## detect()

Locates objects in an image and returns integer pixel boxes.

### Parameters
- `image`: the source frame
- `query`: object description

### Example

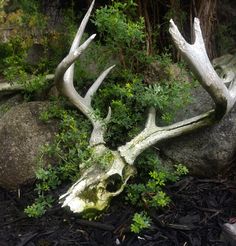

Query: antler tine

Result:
[145,107,159,129]
[64,0,95,84]
[70,0,95,53]
[55,0,115,146]
[84,65,116,106]
[54,34,97,105]
[169,18,231,117]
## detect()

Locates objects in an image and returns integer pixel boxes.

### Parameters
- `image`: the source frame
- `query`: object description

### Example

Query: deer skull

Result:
[59,146,136,215]
[55,0,236,214]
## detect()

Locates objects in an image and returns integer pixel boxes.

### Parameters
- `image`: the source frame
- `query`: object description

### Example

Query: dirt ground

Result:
[1,165,236,246]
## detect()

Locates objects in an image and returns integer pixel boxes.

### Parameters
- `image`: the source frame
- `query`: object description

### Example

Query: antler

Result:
[54,0,114,146]
[57,7,236,215]
[118,18,236,164]
[169,18,236,116]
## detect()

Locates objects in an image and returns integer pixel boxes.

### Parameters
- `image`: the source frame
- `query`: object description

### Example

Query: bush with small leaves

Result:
[131,212,151,233]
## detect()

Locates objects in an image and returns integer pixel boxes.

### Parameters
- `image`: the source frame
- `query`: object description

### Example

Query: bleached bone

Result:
[55,1,236,215]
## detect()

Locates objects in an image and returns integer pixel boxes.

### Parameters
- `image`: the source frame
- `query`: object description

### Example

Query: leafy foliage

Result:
[92,62,191,148]
[126,150,188,233]
[131,212,151,233]
[24,195,54,218]
[0,0,75,93]
[25,102,92,217]
[3,55,50,93]
[126,150,188,210]
[93,0,146,71]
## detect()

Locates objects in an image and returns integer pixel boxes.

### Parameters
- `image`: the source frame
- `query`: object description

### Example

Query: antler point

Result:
[91,34,97,39]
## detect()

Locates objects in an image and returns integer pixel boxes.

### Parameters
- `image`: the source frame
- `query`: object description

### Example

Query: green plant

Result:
[216,23,236,54]
[72,1,192,146]
[24,195,54,218]
[0,1,48,93]
[25,101,93,217]
[126,150,188,233]
[131,212,151,233]
[92,62,191,148]
[126,150,188,209]
[93,0,147,72]
[0,0,77,94]
[3,55,50,93]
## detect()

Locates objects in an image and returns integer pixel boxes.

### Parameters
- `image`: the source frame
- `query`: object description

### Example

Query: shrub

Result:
[24,1,191,219]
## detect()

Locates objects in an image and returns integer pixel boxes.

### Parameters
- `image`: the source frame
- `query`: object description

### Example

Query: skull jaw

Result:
[59,149,136,216]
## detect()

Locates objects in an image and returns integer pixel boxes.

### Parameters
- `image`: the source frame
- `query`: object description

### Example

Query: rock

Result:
[158,53,236,177]
[0,94,23,118]
[158,85,236,177]
[0,101,58,190]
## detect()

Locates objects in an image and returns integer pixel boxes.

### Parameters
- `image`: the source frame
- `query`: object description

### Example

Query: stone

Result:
[0,94,23,118]
[0,101,58,190]
[158,85,236,177]
[158,53,236,177]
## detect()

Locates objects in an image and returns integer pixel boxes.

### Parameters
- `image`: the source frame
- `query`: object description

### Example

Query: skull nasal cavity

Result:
[106,174,122,192]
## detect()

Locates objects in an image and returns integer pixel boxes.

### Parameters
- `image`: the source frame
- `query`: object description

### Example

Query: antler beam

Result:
[118,18,236,164]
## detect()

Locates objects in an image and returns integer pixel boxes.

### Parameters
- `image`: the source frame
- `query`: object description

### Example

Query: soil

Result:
[1,165,236,246]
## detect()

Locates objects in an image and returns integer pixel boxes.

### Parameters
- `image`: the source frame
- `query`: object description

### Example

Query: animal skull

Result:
[55,1,236,214]
[59,146,136,215]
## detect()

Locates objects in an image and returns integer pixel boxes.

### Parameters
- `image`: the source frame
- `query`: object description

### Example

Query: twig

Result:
[195,206,223,213]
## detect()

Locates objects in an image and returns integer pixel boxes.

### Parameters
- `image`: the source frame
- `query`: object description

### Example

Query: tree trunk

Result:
[191,0,218,59]
[134,0,218,59]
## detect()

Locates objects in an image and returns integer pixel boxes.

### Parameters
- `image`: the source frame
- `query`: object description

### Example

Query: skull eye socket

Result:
[106,174,123,192]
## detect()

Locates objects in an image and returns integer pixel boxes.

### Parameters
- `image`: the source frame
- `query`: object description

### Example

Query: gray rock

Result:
[0,101,58,190]
[158,85,236,177]
[0,94,23,118]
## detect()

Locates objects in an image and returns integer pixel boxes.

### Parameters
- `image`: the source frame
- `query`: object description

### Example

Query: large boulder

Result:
[158,85,236,177]
[0,101,58,190]
[158,53,236,177]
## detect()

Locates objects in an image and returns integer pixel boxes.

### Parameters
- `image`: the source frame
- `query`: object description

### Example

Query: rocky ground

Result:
[1,163,236,246]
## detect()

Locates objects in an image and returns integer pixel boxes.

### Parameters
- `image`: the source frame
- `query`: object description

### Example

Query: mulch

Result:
[1,167,236,246]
